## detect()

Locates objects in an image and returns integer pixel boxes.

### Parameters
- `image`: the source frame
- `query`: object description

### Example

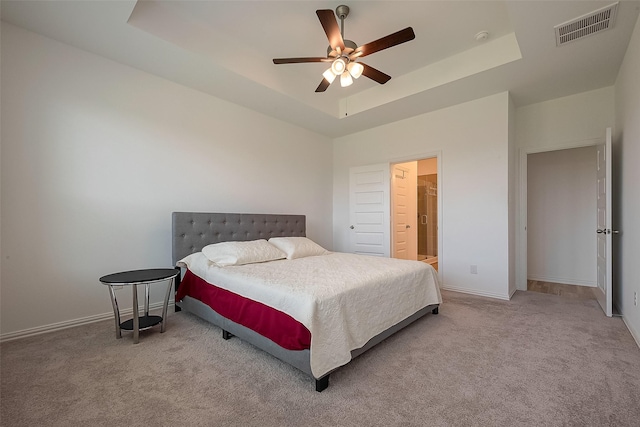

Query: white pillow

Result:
[201,239,286,267]
[268,237,330,260]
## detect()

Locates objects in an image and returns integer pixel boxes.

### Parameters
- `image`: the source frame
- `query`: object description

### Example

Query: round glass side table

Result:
[99,268,180,344]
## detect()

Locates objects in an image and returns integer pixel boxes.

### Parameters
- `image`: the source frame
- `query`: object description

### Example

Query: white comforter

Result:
[178,252,442,378]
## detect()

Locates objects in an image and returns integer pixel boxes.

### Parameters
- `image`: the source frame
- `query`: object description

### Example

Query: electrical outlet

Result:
[634,291,638,307]
[470,265,478,274]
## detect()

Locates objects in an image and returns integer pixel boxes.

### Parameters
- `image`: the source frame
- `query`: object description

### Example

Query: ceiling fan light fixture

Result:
[322,68,337,83]
[340,71,353,87]
[347,62,364,79]
[331,57,347,75]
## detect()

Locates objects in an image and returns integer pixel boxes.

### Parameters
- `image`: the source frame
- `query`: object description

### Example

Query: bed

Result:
[172,212,441,392]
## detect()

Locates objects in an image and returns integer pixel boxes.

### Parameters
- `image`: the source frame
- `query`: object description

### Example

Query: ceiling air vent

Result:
[554,2,618,46]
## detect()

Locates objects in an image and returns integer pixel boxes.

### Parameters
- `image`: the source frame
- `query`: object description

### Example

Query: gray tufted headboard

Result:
[171,212,306,266]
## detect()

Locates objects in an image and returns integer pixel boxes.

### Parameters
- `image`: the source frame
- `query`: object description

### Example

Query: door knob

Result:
[596,229,605,234]
[406,225,411,229]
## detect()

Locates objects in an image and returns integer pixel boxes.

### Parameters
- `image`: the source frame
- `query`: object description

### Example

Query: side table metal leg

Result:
[132,284,139,344]
[144,283,150,317]
[107,285,122,339]
[160,277,174,333]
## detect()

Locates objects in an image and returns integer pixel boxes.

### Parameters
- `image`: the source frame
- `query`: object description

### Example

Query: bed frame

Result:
[172,212,438,392]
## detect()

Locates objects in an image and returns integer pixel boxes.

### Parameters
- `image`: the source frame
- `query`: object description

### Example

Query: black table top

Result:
[99,268,179,285]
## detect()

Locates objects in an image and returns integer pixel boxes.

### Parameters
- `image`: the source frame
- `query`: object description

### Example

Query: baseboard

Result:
[440,285,511,301]
[622,315,640,349]
[0,300,175,343]
[508,286,518,299]
[527,275,596,287]
[614,301,622,317]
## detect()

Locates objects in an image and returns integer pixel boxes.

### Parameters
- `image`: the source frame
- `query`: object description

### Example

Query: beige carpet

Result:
[2,290,639,426]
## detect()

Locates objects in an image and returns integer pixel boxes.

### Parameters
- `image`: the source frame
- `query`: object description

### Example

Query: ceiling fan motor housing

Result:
[327,39,357,56]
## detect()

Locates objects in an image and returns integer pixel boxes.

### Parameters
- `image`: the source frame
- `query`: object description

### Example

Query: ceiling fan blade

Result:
[355,27,415,58]
[316,9,345,51]
[315,78,331,92]
[361,63,391,84]
[273,57,331,64]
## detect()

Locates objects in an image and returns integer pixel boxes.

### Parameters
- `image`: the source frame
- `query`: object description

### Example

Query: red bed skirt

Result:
[175,269,311,351]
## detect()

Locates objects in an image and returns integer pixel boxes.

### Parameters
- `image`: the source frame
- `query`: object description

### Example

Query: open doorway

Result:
[391,158,438,271]
[523,145,597,300]
[418,159,438,270]
[518,131,613,316]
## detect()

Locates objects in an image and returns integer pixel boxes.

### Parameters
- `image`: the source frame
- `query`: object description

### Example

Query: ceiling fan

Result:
[272,5,415,92]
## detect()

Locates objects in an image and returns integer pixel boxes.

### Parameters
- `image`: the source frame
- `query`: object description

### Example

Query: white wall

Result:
[333,92,512,299]
[614,14,640,346]
[514,86,615,290]
[527,147,597,286]
[515,87,615,149]
[0,24,333,338]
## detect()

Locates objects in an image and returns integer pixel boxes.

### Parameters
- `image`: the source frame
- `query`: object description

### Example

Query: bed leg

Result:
[222,330,234,340]
[315,375,330,392]
[432,306,439,315]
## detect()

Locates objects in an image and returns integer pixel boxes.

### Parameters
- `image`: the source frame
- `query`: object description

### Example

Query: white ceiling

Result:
[2,1,639,137]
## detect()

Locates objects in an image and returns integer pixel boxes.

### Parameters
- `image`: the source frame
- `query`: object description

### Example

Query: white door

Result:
[595,128,613,317]
[392,162,417,260]
[349,164,390,257]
